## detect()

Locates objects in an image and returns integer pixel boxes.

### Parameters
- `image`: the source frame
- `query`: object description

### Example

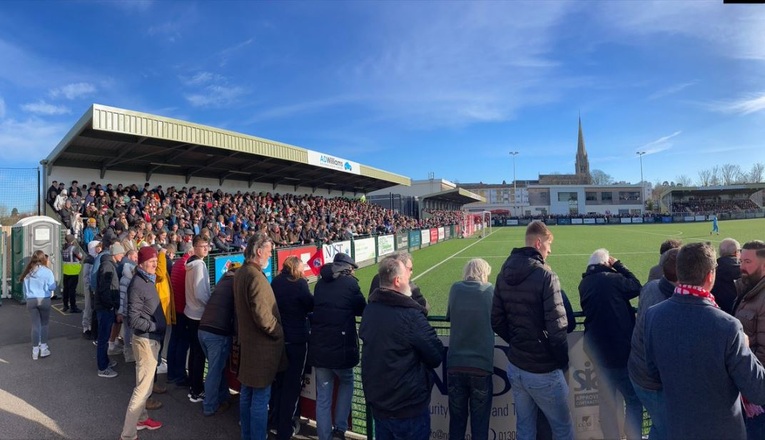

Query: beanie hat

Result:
[137,246,158,265]
[109,242,125,255]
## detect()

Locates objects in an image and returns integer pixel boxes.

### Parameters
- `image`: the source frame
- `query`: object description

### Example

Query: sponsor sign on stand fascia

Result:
[306,150,360,175]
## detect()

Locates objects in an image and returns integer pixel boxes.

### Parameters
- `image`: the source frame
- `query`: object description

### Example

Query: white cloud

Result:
[648,81,698,100]
[181,71,220,86]
[637,131,682,155]
[49,82,96,100]
[593,2,765,61]
[0,117,69,164]
[21,100,70,115]
[185,85,247,108]
[340,1,575,128]
[714,93,765,115]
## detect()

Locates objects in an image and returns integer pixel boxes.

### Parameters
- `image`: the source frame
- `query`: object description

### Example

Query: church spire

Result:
[576,116,592,183]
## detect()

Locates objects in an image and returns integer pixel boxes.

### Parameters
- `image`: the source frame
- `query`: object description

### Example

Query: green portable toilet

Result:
[0,230,6,305]
[11,216,62,303]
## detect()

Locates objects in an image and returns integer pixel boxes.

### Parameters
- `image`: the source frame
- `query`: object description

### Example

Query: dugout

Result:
[40,104,410,212]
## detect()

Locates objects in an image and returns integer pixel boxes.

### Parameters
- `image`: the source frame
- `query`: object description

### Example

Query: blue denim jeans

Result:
[198,330,231,415]
[166,312,190,383]
[240,384,271,440]
[630,378,665,440]
[447,371,492,440]
[315,367,354,440]
[96,309,115,371]
[598,366,642,440]
[506,361,574,440]
[374,406,430,440]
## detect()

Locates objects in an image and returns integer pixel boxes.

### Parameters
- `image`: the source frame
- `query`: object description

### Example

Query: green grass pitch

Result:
[352,218,765,315]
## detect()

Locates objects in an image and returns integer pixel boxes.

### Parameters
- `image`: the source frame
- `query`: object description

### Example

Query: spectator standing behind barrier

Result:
[61,234,83,313]
[360,254,443,440]
[120,246,165,438]
[21,250,56,360]
[271,256,314,440]
[119,250,139,363]
[647,239,681,283]
[445,258,494,440]
[166,247,192,386]
[309,252,366,440]
[491,220,573,440]
[369,252,429,315]
[96,242,125,378]
[234,233,287,440]
[185,234,212,403]
[198,262,238,417]
[733,240,765,439]
[81,240,101,338]
[644,242,765,439]
[628,247,679,440]
[713,238,741,315]
[579,249,643,440]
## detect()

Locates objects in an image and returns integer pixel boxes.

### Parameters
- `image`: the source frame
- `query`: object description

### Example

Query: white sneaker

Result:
[107,343,123,356]
[40,344,51,358]
[32,346,40,360]
[98,367,118,378]
[156,359,167,375]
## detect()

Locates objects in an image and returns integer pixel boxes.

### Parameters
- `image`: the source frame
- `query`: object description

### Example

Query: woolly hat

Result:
[333,252,358,269]
[65,234,75,244]
[109,242,125,255]
[137,246,158,265]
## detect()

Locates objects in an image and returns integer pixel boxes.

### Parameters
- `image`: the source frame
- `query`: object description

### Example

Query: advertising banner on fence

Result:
[396,232,409,251]
[632,217,643,223]
[323,240,352,262]
[430,332,603,440]
[421,229,431,247]
[444,226,451,240]
[353,237,376,263]
[214,253,272,283]
[506,219,519,226]
[378,235,395,257]
[275,245,318,279]
[620,218,631,224]
[584,218,596,224]
[438,227,445,241]
[571,218,583,225]
[695,215,706,222]
[595,218,606,224]
[430,228,438,244]
[409,230,421,248]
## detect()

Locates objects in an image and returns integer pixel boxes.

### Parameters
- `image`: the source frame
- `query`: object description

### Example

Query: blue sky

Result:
[0,1,763,188]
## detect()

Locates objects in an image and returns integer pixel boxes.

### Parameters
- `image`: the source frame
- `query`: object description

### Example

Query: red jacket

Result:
[171,253,191,314]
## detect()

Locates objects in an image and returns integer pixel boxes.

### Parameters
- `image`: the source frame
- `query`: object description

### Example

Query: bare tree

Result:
[749,162,765,183]
[676,175,693,186]
[590,169,614,185]
[720,163,743,185]
[710,165,721,186]
[697,169,712,186]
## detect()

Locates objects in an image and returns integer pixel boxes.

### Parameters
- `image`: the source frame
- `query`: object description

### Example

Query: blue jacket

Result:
[579,261,642,368]
[645,294,765,439]
[23,265,56,299]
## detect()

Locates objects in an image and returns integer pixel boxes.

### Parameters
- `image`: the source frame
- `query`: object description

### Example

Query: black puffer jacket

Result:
[95,254,120,312]
[359,287,443,419]
[579,261,642,368]
[128,269,167,342]
[308,263,366,369]
[712,255,741,315]
[199,270,236,336]
[491,247,569,373]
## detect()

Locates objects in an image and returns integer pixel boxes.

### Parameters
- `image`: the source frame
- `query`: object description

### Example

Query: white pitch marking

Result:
[412,231,495,281]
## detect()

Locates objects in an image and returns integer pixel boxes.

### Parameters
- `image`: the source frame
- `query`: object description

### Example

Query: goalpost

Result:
[481,210,492,237]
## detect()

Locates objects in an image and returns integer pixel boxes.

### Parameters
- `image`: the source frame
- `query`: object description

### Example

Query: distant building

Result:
[538,117,593,185]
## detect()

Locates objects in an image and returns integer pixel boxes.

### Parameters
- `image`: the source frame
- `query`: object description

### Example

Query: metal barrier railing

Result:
[354,312,652,439]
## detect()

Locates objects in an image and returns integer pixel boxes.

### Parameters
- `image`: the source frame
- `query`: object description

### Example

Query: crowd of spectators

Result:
[671,199,761,215]
[46,180,464,253]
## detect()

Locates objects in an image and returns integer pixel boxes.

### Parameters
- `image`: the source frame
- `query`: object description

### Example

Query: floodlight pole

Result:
[510,151,519,216]
[637,151,646,209]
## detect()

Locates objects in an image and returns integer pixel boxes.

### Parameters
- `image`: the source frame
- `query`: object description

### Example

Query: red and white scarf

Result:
[675,284,765,417]
[674,284,719,308]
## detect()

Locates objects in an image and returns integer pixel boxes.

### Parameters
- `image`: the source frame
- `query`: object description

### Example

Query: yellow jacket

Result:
[156,251,176,325]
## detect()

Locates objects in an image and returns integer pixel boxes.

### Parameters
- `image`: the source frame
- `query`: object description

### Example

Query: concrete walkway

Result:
[0,300,319,440]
